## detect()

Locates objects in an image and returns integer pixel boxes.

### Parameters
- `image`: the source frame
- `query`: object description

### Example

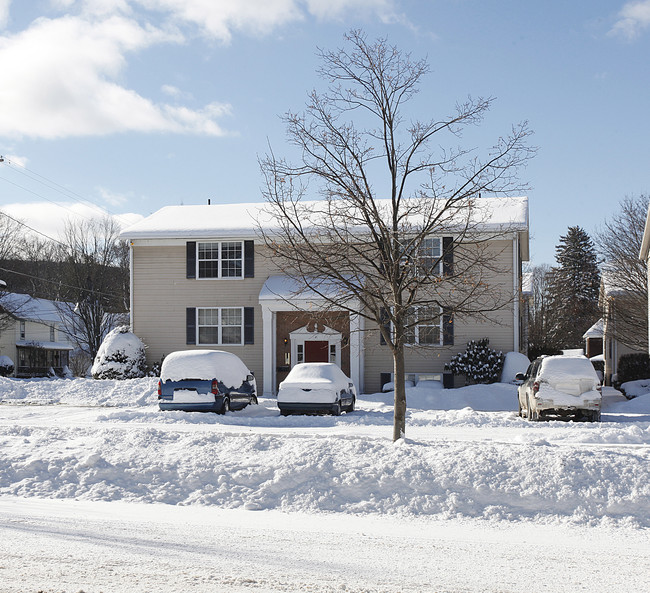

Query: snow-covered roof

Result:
[521,271,533,295]
[582,318,604,339]
[259,275,355,303]
[120,196,529,240]
[0,293,69,324]
[16,340,73,351]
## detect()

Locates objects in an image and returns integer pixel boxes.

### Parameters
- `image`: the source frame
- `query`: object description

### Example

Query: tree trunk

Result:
[392,343,406,441]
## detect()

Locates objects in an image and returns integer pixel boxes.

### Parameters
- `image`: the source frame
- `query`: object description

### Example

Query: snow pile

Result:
[0,354,14,376]
[620,378,650,399]
[500,351,530,382]
[1,378,650,528]
[92,326,147,380]
[160,350,251,388]
[0,376,158,406]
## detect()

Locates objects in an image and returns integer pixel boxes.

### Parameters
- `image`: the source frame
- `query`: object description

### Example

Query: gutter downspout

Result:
[513,235,520,353]
[129,241,134,332]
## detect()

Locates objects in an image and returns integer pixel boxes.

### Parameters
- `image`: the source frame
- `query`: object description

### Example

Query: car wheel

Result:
[526,397,534,421]
[250,395,258,405]
[588,410,601,422]
[220,397,230,415]
[347,397,355,413]
[517,398,523,418]
[332,402,341,416]
[280,409,290,416]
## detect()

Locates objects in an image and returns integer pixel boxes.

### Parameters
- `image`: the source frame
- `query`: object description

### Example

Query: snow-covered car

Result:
[158,350,257,413]
[516,355,602,421]
[277,363,356,416]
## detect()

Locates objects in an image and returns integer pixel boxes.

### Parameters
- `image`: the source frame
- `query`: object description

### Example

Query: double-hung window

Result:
[404,306,443,346]
[418,237,442,275]
[197,307,243,345]
[197,241,243,278]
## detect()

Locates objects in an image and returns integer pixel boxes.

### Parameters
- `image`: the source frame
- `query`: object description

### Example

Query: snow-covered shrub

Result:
[617,353,650,387]
[0,355,14,377]
[91,326,146,380]
[446,338,505,385]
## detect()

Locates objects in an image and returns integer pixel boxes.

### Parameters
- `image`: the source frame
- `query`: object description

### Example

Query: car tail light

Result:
[157,380,162,396]
[533,381,540,395]
[211,379,220,395]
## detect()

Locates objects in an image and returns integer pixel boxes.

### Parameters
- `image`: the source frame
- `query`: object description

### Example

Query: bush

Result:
[0,355,14,377]
[616,353,650,386]
[446,338,505,384]
[91,326,147,380]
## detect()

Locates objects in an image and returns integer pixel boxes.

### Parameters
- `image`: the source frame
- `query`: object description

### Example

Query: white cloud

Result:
[0,14,231,139]
[2,153,28,167]
[610,1,650,39]
[3,201,143,240]
[137,0,398,41]
[0,0,400,140]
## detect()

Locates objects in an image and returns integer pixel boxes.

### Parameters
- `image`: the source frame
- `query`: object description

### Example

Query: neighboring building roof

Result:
[120,196,529,242]
[16,340,73,351]
[0,293,69,324]
[521,271,533,295]
[583,318,604,339]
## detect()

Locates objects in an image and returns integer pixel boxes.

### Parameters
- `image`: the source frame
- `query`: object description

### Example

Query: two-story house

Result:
[120,197,529,395]
[0,293,74,377]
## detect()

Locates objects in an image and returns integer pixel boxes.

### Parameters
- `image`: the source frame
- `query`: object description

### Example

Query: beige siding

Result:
[132,242,280,382]
[363,239,517,393]
[0,321,17,363]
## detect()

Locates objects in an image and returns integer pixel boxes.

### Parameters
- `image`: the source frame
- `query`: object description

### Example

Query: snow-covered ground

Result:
[1,376,649,592]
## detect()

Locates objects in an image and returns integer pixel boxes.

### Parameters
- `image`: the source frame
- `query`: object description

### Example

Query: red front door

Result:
[304,340,329,363]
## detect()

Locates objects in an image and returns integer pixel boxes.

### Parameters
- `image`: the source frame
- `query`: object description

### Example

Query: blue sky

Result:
[0,0,649,265]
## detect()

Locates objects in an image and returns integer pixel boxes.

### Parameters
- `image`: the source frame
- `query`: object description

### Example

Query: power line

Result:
[0,265,124,301]
[0,156,136,227]
[0,209,66,247]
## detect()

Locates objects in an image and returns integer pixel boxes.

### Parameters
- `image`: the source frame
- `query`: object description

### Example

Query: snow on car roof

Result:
[160,350,250,387]
[281,363,351,387]
[539,355,599,382]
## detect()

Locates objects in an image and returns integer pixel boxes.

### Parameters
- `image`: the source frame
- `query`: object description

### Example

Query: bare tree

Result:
[0,212,28,330]
[54,216,129,359]
[259,30,534,441]
[525,264,560,358]
[595,195,649,352]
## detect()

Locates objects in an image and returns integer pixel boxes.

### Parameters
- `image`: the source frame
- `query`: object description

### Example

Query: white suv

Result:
[516,355,602,422]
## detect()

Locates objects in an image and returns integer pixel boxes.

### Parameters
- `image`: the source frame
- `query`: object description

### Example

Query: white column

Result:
[262,306,274,397]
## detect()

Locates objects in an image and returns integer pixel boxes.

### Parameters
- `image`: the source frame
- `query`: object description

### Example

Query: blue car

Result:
[158,350,257,413]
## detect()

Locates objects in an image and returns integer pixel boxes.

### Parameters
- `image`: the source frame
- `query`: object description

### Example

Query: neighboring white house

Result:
[120,197,530,395]
[0,293,74,377]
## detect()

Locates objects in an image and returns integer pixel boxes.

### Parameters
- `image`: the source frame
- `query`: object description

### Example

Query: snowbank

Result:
[500,351,530,382]
[0,376,158,407]
[620,378,650,399]
[1,377,650,528]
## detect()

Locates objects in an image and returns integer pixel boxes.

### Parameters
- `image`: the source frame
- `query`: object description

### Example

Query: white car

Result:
[516,355,602,422]
[158,350,257,413]
[277,363,356,416]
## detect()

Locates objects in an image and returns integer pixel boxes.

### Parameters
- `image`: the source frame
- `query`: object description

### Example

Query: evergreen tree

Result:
[547,226,601,349]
